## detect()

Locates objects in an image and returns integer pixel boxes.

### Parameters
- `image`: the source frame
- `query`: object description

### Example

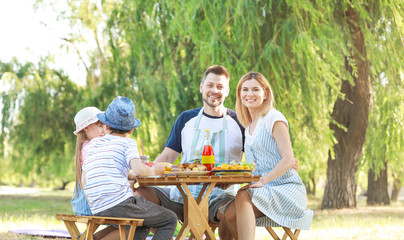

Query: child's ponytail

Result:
[74,131,87,197]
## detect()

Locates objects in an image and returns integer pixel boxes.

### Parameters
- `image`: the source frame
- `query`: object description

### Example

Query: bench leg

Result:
[266,227,280,240]
[85,222,100,240]
[127,224,137,240]
[266,227,301,240]
[63,221,80,240]
[282,227,300,240]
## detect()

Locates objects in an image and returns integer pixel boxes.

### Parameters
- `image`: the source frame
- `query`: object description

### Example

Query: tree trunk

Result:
[311,176,316,196]
[322,6,371,209]
[59,180,70,190]
[391,176,402,201]
[305,172,316,195]
[367,160,390,205]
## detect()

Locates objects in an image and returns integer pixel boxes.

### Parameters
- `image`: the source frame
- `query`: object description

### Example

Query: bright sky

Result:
[0,0,86,85]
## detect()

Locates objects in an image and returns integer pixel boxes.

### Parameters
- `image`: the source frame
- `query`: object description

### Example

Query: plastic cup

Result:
[140,155,150,163]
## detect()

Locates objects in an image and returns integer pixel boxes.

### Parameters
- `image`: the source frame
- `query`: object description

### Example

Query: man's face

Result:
[200,73,230,108]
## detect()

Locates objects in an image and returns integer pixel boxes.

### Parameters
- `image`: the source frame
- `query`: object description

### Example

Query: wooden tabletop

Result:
[137,174,260,186]
[136,174,260,240]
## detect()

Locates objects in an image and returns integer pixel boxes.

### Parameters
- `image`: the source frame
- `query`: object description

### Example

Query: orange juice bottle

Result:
[202,129,214,173]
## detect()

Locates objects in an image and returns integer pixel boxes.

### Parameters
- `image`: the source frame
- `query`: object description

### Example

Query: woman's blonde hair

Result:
[74,130,88,197]
[235,72,275,127]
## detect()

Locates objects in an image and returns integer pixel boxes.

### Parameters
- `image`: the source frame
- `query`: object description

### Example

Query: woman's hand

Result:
[238,180,264,192]
[216,183,233,190]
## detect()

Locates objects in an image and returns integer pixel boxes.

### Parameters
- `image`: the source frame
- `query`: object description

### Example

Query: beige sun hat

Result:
[73,107,102,135]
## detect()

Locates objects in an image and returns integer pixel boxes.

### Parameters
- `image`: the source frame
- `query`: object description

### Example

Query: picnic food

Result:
[212,162,255,171]
[143,162,209,174]
[143,162,173,173]
[162,163,208,174]
[177,163,207,171]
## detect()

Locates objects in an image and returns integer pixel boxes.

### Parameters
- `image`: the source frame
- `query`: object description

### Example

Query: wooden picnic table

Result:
[136,174,260,240]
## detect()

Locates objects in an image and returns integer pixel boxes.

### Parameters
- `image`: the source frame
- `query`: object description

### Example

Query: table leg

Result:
[196,184,209,203]
[176,223,191,240]
[176,183,217,240]
[176,186,191,240]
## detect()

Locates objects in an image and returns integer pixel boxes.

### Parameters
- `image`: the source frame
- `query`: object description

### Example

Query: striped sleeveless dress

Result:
[245,109,313,230]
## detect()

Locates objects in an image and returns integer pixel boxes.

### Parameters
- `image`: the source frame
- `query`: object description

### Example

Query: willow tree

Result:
[47,0,345,187]
[363,79,403,205]
[36,0,403,206]
[322,1,403,209]
[361,20,404,204]
[0,59,82,187]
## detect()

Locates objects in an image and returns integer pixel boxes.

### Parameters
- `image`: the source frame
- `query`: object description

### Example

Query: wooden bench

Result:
[185,220,300,239]
[56,213,144,240]
[265,227,301,240]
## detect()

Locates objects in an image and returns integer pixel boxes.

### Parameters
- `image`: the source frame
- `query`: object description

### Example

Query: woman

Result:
[232,72,313,239]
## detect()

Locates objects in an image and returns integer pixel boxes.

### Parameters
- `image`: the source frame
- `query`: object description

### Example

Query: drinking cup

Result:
[140,155,150,163]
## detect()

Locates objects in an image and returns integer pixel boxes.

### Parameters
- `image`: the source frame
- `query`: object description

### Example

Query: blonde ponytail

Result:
[74,131,87,197]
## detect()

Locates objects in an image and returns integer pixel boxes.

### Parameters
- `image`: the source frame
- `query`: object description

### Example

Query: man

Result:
[137,65,243,239]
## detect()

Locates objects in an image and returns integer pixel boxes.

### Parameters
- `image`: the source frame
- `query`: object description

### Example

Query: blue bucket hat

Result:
[97,96,141,130]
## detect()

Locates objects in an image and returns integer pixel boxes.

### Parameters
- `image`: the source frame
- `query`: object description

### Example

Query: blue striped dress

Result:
[71,141,92,216]
[245,109,313,230]
[71,184,92,216]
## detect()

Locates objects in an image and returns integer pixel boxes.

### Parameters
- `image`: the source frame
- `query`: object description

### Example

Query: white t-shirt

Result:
[165,107,244,162]
[82,134,140,214]
[165,107,245,203]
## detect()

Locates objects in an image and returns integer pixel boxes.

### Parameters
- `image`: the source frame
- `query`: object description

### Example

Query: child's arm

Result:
[129,158,166,177]
[127,171,137,180]
[81,170,87,188]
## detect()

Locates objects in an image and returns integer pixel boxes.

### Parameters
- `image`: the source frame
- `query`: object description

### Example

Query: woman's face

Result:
[240,79,267,110]
[84,121,105,140]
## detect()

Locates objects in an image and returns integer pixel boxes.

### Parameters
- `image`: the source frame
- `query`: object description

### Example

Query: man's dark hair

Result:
[109,127,131,134]
[202,65,230,82]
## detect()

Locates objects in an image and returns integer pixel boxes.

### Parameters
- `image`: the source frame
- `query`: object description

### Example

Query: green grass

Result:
[1,187,403,239]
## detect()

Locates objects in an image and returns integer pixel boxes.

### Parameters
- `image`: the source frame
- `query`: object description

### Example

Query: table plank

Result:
[137,175,260,186]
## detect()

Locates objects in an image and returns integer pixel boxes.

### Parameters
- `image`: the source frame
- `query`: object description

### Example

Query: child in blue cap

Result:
[82,96,177,240]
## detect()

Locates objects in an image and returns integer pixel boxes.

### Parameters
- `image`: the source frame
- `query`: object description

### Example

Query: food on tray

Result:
[163,163,208,174]
[212,162,255,171]
[177,163,207,171]
[143,161,208,175]
[143,161,172,168]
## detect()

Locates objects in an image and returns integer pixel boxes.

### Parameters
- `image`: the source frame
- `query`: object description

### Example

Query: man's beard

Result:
[203,95,223,108]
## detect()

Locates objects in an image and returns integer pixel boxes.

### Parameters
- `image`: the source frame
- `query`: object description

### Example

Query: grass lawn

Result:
[1,186,403,239]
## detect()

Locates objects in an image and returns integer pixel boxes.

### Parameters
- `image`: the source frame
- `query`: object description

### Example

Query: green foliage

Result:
[361,77,404,181]
[0,58,81,186]
[1,0,403,191]
[359,0,404,182]
[67,0,348,184]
